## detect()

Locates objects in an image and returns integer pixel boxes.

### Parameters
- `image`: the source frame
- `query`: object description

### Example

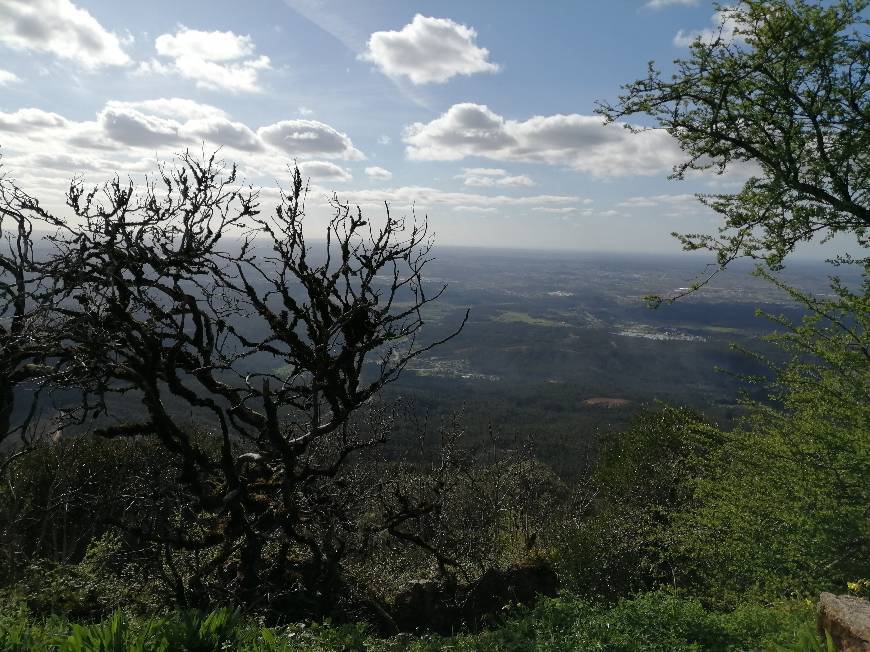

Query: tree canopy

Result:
[599,0,869,274]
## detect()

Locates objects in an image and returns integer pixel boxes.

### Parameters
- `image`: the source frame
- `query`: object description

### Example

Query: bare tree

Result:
[0,167,73,463]
[13,152,467,610]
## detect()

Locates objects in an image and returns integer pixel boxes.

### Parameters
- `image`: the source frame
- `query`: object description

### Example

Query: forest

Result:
[0,0,867,650]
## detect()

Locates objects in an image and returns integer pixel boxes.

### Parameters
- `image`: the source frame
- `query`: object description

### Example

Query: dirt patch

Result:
[582,397,632,407]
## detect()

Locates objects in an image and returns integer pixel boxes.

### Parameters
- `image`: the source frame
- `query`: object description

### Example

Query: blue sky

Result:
[0,0,761,253]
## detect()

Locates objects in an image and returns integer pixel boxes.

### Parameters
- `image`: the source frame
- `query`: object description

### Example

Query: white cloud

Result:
[0,0,130,69]
[326,185,580,213]
[155,27,255,61]
[258,120,364,160]
[141,26,271,93]
[87,99,248,153]
[0,101,606,235]
[298,160,352,182]
[617,194,698,209]
[377,134,391,145]
[0,69,20,85]
[453,206,497,213]
[405,103,682,177]
[298,106,314,116]
[181,118,262,152]
[133,58,173,77]
[106,98,229,122]
[13,152,119,173]
[616,193,711,219]
[99,105,182,148]
[359,14,499,84]
[532,207,577,214]
[0,108,69,133]
[0,99,366,193]
[458,167,535,187]
[674,9,741,46]
[365,166,393,181]
[646,0,698,8]
[460,167,506,177]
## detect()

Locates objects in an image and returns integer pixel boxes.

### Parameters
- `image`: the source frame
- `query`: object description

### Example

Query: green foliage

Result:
[555,406,717,598]
[594,406,714,506]
[847,579,870,599]
[0,604,43,652]
[0,437,183,590]
[600,0,869,270]
[0,594,820,651]
[61,612,160,652]
[670,272,870,604]
[0,606,246,652]
[558,270,869,607]
[158,609,243,652]
[770,624,836,652]
[11,531,161,619]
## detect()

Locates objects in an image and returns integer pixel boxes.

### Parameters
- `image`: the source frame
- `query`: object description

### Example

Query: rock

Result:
[392,560,559,633]
[818,593,870,651]
[462,559,558,623]
[393,578,457,633]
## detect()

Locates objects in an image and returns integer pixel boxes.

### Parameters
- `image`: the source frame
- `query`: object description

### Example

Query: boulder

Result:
[818,593,870,651]
[392,560,559,633]
[393,578,457,633]
[462,559,559,623]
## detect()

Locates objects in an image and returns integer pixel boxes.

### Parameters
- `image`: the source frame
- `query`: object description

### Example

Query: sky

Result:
[0,0,771,254]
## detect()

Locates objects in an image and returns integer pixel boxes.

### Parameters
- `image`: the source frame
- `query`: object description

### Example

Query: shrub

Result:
[554,406,717,598]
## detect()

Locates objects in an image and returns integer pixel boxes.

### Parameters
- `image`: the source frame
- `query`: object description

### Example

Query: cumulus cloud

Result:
[0,100,606,231]
[674,9,741,46]
[0,69,20,85]
[646,0,697,8]
[458,167,535,187]
[99,106,182,148]
[258,120,364,160]
[365,166,393,181]
[180,118,262,152]
[0,99,366,183]
[298,160,352,182]
[140,26,271,93]
[359,14,499,84]
[155,27,255,61]
[0,108,69,133]
[405,103,682,177]
[89,101,253,152]
[0,0,130,69]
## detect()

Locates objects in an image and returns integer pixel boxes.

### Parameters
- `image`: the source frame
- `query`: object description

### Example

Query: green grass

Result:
[0,592,823,651]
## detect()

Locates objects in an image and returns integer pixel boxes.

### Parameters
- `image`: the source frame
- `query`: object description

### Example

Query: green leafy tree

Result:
[600,0,870,603]
[670,270,870,603]
[599,0,869,284]
[556,406,718,598]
